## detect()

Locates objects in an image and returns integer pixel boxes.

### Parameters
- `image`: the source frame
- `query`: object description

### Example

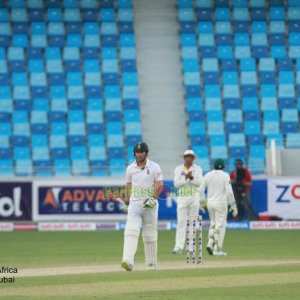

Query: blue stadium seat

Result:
[245,121,261,135]
[179,8,194,21]
[286,133,300,148]
[239,58,256,71]
[205,98,221,111]
[90,160,107,176]
[216,33,232,45]
[71,159,89,176]
[122,72,138,85]
[263,121,280,135]
[260,85,276,98]
[249,145,266,159]
[215,8,230,21]
[181,34,196,47]
[50,111,66,122]
[109,158,126,176]
[186,98,203,111]
[207,111,222,122]
[51,122,67,135]
[211,146,228,159]
[180,21,195,33]
[64,21,80,33]
[282,122,298,134]
[229,133,246,147]
[192,145,208,158]
[118,0,132,8]
[53,159,71,176]
[47,9,63,21]
[233,21,249,33]
[195,0,210,7]
[270,7,284,20]
[118,22,134,34]
[210,135,226,146]
[125,122,141,135]
[248,134,264,145]
[15,159,33,176]
[32,147,50,161]
[248,158,265,174]
[197,21,213,33]
[191,135,206,145]
[207,121,224,135]
[263,109,279,122]
[49,73,65,85]
[0,160,14,176]
[258,58,275,72]
[216,21,231,34]
[34,160,52,177]
[259,71,276,84]
[229,146,246,158]
[189,122,206,136]
[196,8,212,21]
[242,97,259,111]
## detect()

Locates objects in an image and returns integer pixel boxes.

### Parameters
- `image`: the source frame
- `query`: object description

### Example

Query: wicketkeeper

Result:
[198,158,238,256]
[121,142,163,271]
[172,150,203,254]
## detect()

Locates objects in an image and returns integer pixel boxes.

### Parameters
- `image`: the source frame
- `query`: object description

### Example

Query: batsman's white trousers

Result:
[122,199,158,266]
[175,196,200,250]
[127,199,158,226]
[207,201,228,248]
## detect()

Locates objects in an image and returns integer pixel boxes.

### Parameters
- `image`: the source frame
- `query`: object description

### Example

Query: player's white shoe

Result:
[171,246,182,254]
[213,250,227,256]
[121,260,133,271]
[147,264,156,271]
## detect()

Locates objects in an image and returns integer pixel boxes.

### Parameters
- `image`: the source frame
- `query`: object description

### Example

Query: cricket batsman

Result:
[198,158,238,256]
[121,142,163,271]
[172,150,203,254]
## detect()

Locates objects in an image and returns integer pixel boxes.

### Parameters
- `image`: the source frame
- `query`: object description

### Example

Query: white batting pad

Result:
[142,224,157,267]
[122,218,141,265]
[218,225,226,248]
[208,226,215,239]
[214,228,220,250]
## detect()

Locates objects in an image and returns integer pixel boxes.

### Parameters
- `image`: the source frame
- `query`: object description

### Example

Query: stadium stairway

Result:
[134,0,188,178]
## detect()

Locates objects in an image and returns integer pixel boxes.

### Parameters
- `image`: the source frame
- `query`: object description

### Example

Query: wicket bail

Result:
[186,215,203,265]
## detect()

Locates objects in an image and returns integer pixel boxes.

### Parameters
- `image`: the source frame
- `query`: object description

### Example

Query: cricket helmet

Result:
[133,142,149,155]
[214,158,225,170]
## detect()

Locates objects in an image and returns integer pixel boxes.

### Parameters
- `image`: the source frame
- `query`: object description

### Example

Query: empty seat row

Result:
[0,0,132,9]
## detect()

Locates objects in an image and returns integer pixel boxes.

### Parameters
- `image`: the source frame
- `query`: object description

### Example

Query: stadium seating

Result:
[0,0,140,176]
[178,0,300,174]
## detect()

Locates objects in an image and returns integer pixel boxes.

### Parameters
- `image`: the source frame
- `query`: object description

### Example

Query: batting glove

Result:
[143,197,157,209]
[116,198,129,213]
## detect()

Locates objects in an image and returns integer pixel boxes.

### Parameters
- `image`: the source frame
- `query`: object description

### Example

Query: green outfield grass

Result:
[0,230,300,299]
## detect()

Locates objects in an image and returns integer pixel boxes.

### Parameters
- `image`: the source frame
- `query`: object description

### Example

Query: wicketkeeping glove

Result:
[229,203,238,217]
[143,197,157,209]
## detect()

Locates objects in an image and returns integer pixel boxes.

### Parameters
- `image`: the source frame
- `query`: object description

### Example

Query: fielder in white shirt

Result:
[172,150,203,254]
[121,142,163,271]
[198,158,238,256]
